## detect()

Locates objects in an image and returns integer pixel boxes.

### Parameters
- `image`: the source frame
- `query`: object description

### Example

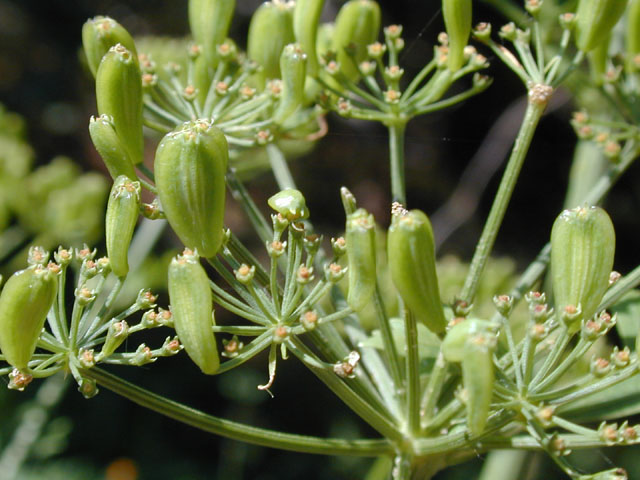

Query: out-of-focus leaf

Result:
[610,290,640,350]
[559,375,640,422]
[359,317,441,363]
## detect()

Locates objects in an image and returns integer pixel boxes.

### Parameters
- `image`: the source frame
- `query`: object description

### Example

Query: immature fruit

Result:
[551,206,615,330]
[168,249,219,374]
[273,44,307,126]
[154,120,228,258]
[89,114,138,180]
[105,175,141,277]
[627,0,640,72]
[82,16,137,77]
[189,0,236,65]
[267,188,309,221]
[0,264,57,371]
[442,0,472,71]
[294,0,325,77]
[96,44,144,165]
[575,0,628,52]
[345,208,377,312]
[247,1,295,87]
[388,209,447,334]
[443,319,496,436]
[441,318,494,362]
[331,0,381,82]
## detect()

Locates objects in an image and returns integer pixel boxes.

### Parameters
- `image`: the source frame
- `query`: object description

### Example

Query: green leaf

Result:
[560,375,640,422]
[610,289,640,350]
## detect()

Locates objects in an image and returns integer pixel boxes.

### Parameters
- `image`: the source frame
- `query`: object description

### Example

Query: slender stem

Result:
[529,327,572,388]
[84,367,393,456]
[267,144,297,191]
[531,337,592,393]
[500,315,524,392]
[460,98,548,304]
[388,121,407,205]
[404,310,420,436]
[420,352,448,427]
[289,338,406,444]
[373,287,404,393]
[226,169,273,244]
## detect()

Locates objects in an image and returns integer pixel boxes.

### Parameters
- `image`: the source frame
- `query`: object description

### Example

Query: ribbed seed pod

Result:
[345,208,377,312]
[293,0,325,77]
[0,264,57,371]
[551,206,615,329]
[273,44,307,125]
[442,318,493,362]
[442,319,496,437]
[106,175,141,277]
[627,0,640,72]
[89,114,138,180]
[575,0,628,52]
[82,16,137,77]
[388,209,447,334]
[154,120,228,258]
[168,249,219,374]
[248,1,295,87]
[442,0,472,71]
[331,0,381,82]
[96,44,144,165]
[188,0,236,66]
[461,339,494,436]
[587,35,611,86]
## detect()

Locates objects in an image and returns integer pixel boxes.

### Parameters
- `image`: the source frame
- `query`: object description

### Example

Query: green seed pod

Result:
[0,264,57,371]
[551,206,615,330]
[105,175,141,277]
[293,0,325,77]
[441,318,494,362]
[587,35,610,86]
[273,44,307,126]
[154,120,228,258]
[168,249,219,374]
[627,0,640,72]
[461,339,495,436]
[248,1,295,87]
[188,0,236,66]
[267,188,309,221]
[345,208,376,312]
[82,16,137,77]
[388,209,447,334]
[442,0,472,72]
[331,0,381,82]
[442,319,496,436]
[96,44,144,165]
[575,0,628,52]
[89,114,138,180]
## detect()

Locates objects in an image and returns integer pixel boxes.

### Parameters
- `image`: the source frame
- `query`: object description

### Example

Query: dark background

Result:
[1,1,640,478]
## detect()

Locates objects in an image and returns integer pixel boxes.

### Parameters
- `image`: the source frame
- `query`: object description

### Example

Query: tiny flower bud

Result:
[273,324,290,344]
[8,368,33,391]
[300,310,318,331]
[27,246,49,266]
[129,344,155,366]
[235,264,256,285]
[222,335,243,358]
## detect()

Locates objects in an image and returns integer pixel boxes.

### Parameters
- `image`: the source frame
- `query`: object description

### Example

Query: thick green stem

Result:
[460,97,548,304]
[388,121,408,205]
[85,367,394,457]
